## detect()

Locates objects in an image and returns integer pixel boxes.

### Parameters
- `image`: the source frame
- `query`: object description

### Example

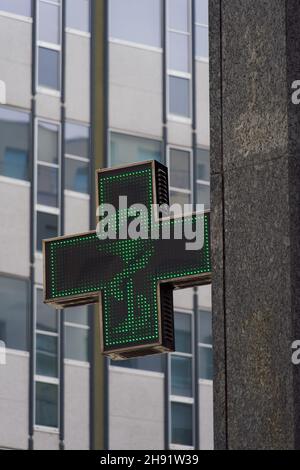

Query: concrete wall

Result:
[109,366,164,450]
[64,361,90,450]
[0,351,29,449]
[110,42,162,138]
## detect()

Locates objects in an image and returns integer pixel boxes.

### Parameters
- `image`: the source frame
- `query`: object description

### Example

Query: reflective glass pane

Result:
[36,382,58,428]
[113,354,163,373]
[36,212,58,252]
[171,402,193,446]
[39,1,60,44]
[168,32,190,73]
[169,76,190,117]
[197,183,210,209]
[168,0,189,32]
[66,0,90,32]
[0,0,31,16]
[198,309,212,344]
[65,122,89,159]
[175,313,191,354]
[197,148,210,181]
[38,121,59,164]
[0,107,30,181]
[195,0,208,25]
[199,346,213,380]
[65,326,88,362]
[65,158,89,194]
[64,305,89,326]
[36,334,58,378]
[170,190,191,211]
[170,149,190,189]
[38,47,60,90]
[37,165,59,207]
[196,25,209,59]
[171,355,192,397]
[110,133,162,166]
[36,289,58,333]
[0,276,28,351]
[110,0,161,48]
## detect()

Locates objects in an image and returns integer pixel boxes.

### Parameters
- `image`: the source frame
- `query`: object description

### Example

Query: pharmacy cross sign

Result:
[43,161,211,359]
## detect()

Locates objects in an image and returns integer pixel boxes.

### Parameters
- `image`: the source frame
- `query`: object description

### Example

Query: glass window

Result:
[110,133,162,166]
[39,1,60,44]
[197,148,210,181]
[198,309,212,344]
[197,183,210,209]
[35,382,58,428]
[0,0,31,17]
[171,402,193,446]
[169,76,190,117]
[199,346,213,380]
[196,25,209,59]
[109,0,161,48]
[170,190,191,209]
[170,149,190,190]
[66,0,90,33]
[65,325,88,362]
[168,32,190,73]
[0,276,28,351]
[38,122,59,165]
[36,290,58,333]
[65,123,90,159]
[37,165,59,207]
[171,355,192,397]
[113,354,164,373]
[64,305,89,326]
[175,313,192,354]
[36,334,58,378]
[0,107,30,181]
[65,159,89,194]
[168,0,189,32]
[38,47,60,90]
[195,0,208,25]
[36,212,58,251]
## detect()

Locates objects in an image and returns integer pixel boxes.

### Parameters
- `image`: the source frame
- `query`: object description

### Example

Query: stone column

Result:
[210,0,300,449]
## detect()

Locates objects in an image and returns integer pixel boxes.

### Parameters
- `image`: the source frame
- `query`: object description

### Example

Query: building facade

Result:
[0,0,212,450]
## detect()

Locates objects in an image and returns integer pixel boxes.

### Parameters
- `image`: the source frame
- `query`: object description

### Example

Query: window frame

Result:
[65,0,91,36]
[34,118,61,255]
[34,285,60,432]
[167,145,193,207]
[195,0,209,62]
[197,306,213,383]
[36,0,62,95]
[196,145,210,208]
[0,0,32,20]
[64,120,90,195]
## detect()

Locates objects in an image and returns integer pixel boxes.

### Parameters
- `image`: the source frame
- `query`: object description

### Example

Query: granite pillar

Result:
[210,0,300,449]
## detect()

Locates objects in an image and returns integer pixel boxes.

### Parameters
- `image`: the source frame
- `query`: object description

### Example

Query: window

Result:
[36,120,60,252]
[65,306,89,362]
[170,311,194,448]
[37,0,62,92]
[0,106,30,181]
[169,148,192,208]
[112,355,164,373]
[65,122,90,194]
[195,0,209,60]
[109,0,161,48]
[198,308,213,380]
[66,0,90,33]
[196,148,210,209]
[35,287,59,429]
[110,132,162,167]
[171,402,193,447]
[0,275,29,351]
[0,0,31,17]
[167,0,191,118]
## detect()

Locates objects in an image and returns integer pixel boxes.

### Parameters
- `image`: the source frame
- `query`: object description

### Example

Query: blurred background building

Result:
[0,0,212,450]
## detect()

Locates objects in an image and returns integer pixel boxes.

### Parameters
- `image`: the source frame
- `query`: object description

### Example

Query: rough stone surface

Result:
[210,0,300,449]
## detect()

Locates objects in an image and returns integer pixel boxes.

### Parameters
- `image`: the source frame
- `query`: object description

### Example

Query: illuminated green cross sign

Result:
[43,161,211,359]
